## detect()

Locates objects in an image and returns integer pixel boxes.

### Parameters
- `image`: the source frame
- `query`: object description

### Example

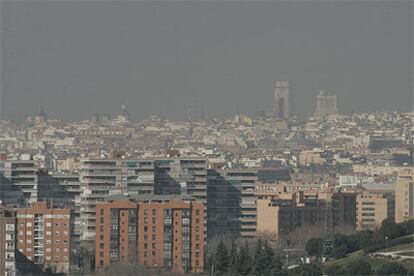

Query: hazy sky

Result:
[1,1,413,121]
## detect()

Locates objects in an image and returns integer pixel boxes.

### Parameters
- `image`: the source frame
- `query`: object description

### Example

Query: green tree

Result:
[375,262,408,276]
[345,259,372,275]
[228,240,239,276]
[237,241,253,275]
[215,240,230,274]
[305,238,323,257]
[379,218,403,240]
[348,230,374,251]
[332,234,350,258]
[254,239,274,276]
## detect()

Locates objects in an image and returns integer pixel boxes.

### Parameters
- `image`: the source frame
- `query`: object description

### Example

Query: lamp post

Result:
[385,236,388,253]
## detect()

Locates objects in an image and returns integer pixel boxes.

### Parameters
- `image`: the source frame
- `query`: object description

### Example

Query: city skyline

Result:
[1,1,413,121]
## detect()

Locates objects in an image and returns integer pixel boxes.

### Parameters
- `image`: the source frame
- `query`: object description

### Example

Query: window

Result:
[27,239,32,244]
[46,240,52,244]
[46,231,52,236]
[26,231,32,236]
[55,240,60,244]
[55,223,60,227]
[56,248,60,253]
[63,240,68,244]
[6,224,15,231]
[100,209,104,215]
[26,222,32,227]
[152,234,156,241]
[46,222,52,227]
[46,248,51,253]
[144,226,148,232]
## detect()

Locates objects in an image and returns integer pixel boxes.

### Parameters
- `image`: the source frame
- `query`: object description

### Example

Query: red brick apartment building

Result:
[95,195,204,273]
[16,202,71,274]
[0,206,16,276]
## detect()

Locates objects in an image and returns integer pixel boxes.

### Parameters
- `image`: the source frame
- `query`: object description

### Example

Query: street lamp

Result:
[385,236,388,253]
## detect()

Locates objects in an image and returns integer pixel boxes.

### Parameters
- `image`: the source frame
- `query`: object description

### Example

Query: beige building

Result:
[395,179,414,223]
[352,165,414,177]
[356,192,394,231]
[299,149,324,166]
[257,191,356,239]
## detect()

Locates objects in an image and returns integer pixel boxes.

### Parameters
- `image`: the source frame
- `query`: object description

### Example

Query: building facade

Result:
[395,179,414,223]
[257,191,356,238]
[80,159,155,240]
[95,195,204,273]
[314,90,338,118]
[0,206,16,276]
[356,192,394,231]
[274,81,290,119]
[16,202,71,274]
[0,160,38,203]
[207,169,258,238]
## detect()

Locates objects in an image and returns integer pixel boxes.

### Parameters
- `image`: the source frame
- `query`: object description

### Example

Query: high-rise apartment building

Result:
[207,169,257,238]
[274,81,290,119]
[154,158,207,205]
[0,206,16,276]
[155,158,207,236]
[0,160,38,203]
[356,192,394,231]
[95,195,204,273]
[16,202,71,274]
[80,159,155,241]
[395,179,414,223]
[314,90,338,118]
[53,174,82,247]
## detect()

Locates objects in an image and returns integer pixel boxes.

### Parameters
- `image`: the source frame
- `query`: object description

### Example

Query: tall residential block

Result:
[95,195,204,273]
[0,206,16,276]
[154,158,207,236]
[207,169,258,238]
[274,81,290,119]
[80,159,155,241]
[16,202,71,274]
[0,160,38,203]
[395,179,414,223]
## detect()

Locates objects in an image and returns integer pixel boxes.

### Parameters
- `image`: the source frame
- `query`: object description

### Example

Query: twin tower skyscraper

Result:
[274,80,291,119]
[274,81,338,119]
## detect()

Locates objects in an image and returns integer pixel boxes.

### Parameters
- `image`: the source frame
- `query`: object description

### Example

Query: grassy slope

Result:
[325,243,414,271]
